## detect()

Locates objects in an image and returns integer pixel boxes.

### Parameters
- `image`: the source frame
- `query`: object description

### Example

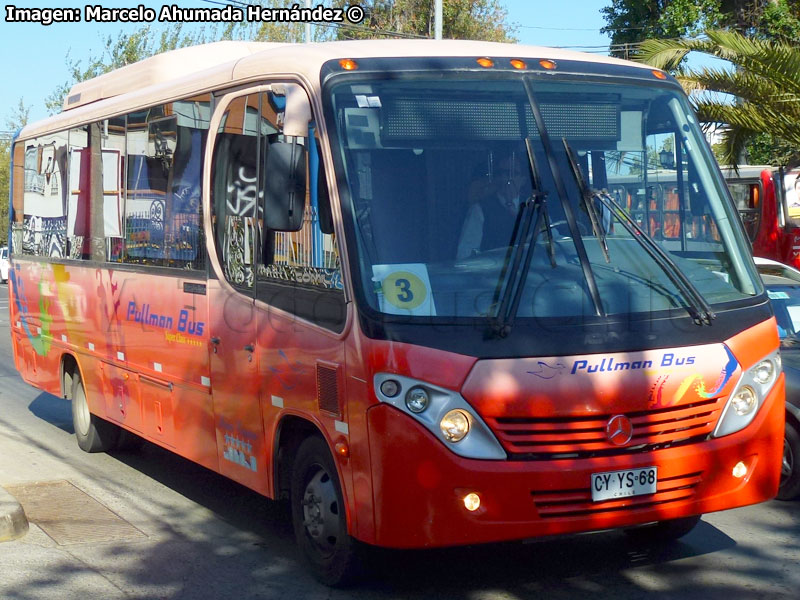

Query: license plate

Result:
[591,467,657,502]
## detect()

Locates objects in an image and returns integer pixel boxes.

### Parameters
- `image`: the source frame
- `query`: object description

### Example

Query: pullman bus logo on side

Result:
[125,301,205,336]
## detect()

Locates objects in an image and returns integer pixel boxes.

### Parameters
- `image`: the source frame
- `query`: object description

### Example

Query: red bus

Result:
[8,41,784,585]
[721,165,800,269]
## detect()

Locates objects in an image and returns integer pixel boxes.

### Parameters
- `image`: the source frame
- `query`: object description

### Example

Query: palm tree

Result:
[636,29,800,166]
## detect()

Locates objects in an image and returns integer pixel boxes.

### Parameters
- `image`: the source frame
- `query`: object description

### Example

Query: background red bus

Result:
[722,165,800,269]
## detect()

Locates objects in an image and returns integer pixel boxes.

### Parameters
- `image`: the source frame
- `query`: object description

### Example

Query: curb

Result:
[0,486,28,542]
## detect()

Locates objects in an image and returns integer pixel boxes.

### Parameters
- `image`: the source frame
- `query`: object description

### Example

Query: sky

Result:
[0,1,618,128]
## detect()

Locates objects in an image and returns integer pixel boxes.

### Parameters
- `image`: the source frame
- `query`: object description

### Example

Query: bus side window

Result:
[125,111,175,267]
[727,181,760,242]
[67,125,92,259]
[21,131,68,258]
[123,97,210,270]
[104,117,126,262]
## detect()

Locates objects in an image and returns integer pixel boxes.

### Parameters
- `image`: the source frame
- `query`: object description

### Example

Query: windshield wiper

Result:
[490,139,555,338]
[522,78,606,319]
[561,140,715,326]
[598,189,715,325]
[562,140,610,264]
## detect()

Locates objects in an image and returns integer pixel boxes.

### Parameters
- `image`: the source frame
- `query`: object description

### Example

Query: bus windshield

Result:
[327,73,761,322]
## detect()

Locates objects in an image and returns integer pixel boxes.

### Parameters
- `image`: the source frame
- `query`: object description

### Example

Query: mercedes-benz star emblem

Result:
[606,414,633,446]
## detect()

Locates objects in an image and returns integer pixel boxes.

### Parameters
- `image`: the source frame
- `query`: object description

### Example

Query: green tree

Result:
[602,0,722,58]
[336,0,516,41]
[602,1,800,58]
[637,29,800,167]
[0,140,10,246]
[218,0,313,43]
[0,100,31,245]
[46,23,213,114]
[225,1,516,42]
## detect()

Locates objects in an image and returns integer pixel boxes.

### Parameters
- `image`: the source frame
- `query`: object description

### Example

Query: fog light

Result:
[732,461,748,478]
[405,387,430,413]
[440,409,470,442]
[731,386,757,416]
[753,360,775,385]
[463,492,481,512]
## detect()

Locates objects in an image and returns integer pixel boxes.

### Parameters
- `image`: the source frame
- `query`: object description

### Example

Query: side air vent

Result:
[316,363,341,416]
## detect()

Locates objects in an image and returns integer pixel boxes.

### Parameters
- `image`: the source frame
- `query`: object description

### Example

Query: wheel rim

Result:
[301,464,341,558]
[74,381,91,437]
[781,436,794,484]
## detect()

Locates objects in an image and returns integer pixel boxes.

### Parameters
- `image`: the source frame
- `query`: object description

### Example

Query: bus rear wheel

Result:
[71,370,119,453]
[290,436,361,586]
[624,515,701,543]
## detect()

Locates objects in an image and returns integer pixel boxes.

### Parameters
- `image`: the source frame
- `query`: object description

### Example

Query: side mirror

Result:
[264,140,307,232]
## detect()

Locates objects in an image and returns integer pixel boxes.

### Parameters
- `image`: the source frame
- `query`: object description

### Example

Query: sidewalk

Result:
[0,484,28,542]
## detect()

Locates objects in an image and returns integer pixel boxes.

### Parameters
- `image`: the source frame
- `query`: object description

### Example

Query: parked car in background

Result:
[0,246,8,283]
[755,256,800,499]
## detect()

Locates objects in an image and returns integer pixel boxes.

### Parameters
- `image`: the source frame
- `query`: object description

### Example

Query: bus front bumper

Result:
[363,378,784,549]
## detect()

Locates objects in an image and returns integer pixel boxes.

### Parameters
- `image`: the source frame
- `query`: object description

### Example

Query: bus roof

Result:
[63,41,282,111]
[20,39,656,140]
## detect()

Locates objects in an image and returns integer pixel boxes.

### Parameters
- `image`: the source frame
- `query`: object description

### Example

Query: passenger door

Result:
[252,86,350,500]
[207,89,265,492]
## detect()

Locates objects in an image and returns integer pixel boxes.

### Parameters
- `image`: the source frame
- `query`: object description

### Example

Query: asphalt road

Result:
[1,282,799,599]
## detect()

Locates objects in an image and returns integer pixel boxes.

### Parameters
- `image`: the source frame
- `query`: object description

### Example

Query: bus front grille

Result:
[485,397,725,459]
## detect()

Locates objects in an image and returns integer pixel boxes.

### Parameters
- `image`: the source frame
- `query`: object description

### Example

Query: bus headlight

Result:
[731,386,757,416]
[753,359,775,386]
[440,410,470,442]
[373,373,506,460]
[405,386,430,413]
[714,349,781,438]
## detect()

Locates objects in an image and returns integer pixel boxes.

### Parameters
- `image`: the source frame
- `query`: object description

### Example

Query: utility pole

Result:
[305,0,311,42]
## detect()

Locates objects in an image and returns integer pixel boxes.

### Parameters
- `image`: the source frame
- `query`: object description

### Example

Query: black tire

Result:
[778,421,800,500]
[624,515,701,543]
[290,436,362,586]
[71,370,119,453]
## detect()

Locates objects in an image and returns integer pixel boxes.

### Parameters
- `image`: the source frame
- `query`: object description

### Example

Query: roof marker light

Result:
[652,69,667,80]
[510,59,527,70]
[539,59,557,70]
[339,59,359,70]
[477,57,494,68]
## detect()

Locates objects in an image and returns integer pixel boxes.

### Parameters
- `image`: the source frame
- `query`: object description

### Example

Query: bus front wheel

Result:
[71,370,119,453]
[290,436,361,586]
[777,421,800,500]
